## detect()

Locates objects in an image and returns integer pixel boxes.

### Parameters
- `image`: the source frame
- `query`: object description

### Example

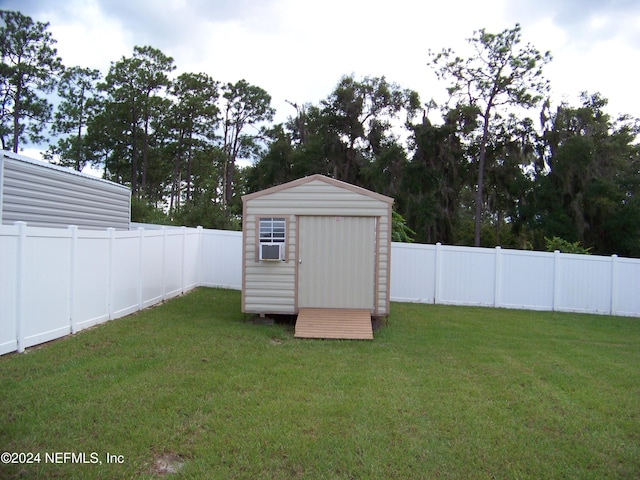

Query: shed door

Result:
[297,216,376,310]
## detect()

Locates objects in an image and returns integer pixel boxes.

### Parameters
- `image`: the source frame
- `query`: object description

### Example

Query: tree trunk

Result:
[225,159,234,206]
[474,143,486,247]
[76,85,86,171]
[169,130,184,212]
[186,130,193,202]
[12,79,22,153]
[474,106,492,247]
[141,94,150,199]
[131,107,138,197]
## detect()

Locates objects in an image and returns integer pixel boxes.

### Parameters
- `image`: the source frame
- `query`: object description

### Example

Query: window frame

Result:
[256,216,288,262]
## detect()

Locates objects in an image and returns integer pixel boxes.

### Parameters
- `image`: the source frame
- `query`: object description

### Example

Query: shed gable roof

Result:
[242,174,393,205]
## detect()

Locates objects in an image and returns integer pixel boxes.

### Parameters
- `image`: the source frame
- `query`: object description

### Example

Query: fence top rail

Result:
[202,229,242,237]
[390,242,437,251]
[391,241,639,263]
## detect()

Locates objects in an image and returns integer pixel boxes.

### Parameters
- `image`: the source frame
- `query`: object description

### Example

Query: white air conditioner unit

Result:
[260,243,284,261]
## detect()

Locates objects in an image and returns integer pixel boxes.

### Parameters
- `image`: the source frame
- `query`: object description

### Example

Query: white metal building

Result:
[0,151,130,230]
[241,174,393,339]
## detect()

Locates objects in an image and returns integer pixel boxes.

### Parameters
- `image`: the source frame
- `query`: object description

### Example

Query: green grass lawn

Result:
[1,288,639,479]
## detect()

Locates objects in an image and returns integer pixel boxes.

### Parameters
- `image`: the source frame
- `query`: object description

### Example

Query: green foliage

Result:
[545,236,591,254]
[166,72,221,212]
[45,66,103,171]
[98,45,175,197]
[429,23,551,247]
[391,210,416,242]
[400,112,468,244]
[526,92,640,256]
[172,198,241,230]
[221,79,275,206]
[0,10,64,151]
[129,197,171,225]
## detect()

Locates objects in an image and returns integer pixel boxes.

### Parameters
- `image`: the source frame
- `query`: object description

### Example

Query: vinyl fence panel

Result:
[140,229,165,309]
[20,225,72,350]
[72,228,110,331]
[499,249,555,311]
[555,253,614,314]
[390,242,436,303]
[183,228,202,291]
[0,223,207,354]
[200,229,242,289]
[110,230,141,319]
[389,242,640,318]
[162,229,184,300]
[614,257,640,316]
[438,245,497,306]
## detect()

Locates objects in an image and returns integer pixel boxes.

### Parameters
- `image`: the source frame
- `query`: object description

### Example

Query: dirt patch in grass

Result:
[150,453,185,476]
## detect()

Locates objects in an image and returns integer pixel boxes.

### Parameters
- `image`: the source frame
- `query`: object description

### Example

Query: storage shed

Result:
[0,151,130,230]
[241,174,393,340]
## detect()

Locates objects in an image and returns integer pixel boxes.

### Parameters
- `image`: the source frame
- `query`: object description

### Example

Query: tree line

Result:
[2,11,639,256]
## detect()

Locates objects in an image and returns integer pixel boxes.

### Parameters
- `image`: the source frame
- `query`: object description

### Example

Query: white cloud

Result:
[4,0,640,146]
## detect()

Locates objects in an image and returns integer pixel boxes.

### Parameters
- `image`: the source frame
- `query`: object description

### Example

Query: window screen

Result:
[259,218,286,244]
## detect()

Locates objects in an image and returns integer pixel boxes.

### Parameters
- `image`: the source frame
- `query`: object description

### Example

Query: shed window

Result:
[259,217,286,260]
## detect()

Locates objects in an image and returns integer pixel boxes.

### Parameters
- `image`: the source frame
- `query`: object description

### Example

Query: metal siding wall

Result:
[1,155,130,230]
[298,216,375,309]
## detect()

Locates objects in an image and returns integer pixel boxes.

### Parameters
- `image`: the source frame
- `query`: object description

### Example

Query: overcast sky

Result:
[3,0,640,158]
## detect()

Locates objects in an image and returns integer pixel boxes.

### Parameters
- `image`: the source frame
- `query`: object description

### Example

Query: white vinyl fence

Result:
[391,243,640,317]
[1,223,638,355]
[0,223,241,355]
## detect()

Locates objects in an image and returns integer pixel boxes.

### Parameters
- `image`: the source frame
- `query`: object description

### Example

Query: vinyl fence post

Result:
[138,227,144,311]
[553,250,561,312]
[610,254,619,316]
[68,225,78,334]
[181,226,187,294]
[197,226,203,287]
[162,227,167,301]
[107,228,115,320]
[15,221,26,353]
[494,246,502,308]
[434,242,442,305]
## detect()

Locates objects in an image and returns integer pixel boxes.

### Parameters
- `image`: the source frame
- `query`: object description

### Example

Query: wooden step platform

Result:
[295,308,373,340]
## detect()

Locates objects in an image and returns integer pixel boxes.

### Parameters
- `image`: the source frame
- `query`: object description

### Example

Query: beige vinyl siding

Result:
[376,206,392,314]
[242,176,392,316]
[243,212,297,314]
